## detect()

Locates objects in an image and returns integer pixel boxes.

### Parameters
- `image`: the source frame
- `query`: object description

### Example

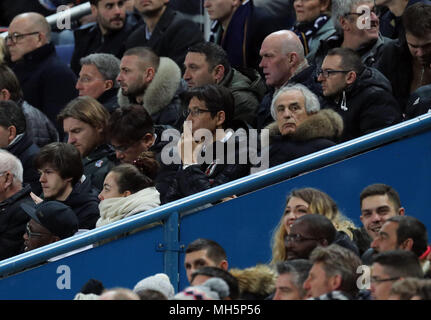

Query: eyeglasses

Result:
[183,108,212,118]
[77,76,105,83]
[344,7,377,17]
[370,276,400,284]
[317,68,351,78]
[25,222,50,238]
[285,234,321,244]
[111,141,138,153]
[5,32,40,44]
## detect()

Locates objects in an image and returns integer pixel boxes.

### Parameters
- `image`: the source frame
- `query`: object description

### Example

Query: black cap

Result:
[21,201,79,239]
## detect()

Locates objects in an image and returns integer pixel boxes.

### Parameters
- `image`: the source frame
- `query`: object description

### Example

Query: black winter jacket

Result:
[10,43,78,129]
[7,133,41,195]
[405,84,431,120]
[125,7,204,70]
[0,184,32,260]
[163,129,251,203]
[71,19,139,74]
[265,109,343,168]
[323,67,401,142]
[83,144,117,193]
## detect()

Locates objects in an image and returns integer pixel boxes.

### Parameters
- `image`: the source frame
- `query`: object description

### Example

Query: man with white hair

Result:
[6,12,78,132]
[266,83,343,168]
[309,0,392,68]
[0,150,32,260]
[257,30,323,129]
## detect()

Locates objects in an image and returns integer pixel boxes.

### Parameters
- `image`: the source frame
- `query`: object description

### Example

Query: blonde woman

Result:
[271,187,359,264]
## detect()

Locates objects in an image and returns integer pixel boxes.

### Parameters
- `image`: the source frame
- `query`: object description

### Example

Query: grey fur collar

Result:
[265,109,344,141]
[117,57,181,115]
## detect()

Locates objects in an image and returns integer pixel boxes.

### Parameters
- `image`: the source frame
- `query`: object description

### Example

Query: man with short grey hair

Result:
[0,150,32,260]
[76,53,121,112]
[257,30,323,129]
[303,244,362,300]
[309,0,392,68]
[273,259,312,300]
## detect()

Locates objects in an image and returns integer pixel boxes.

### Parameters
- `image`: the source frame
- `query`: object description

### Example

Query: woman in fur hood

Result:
[262,83,343,168]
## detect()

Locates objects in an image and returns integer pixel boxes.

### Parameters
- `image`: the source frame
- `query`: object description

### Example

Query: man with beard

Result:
[70,0,139,75]
[116,47,185,129]
[376,3,431,114]
[125,0,203,69]
[309,0,392,69]
[359,183,405,264]
[34,142,100,230]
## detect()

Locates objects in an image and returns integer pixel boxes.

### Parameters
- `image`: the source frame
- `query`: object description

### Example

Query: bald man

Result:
[6,12,77,135]
[257,30,323,129]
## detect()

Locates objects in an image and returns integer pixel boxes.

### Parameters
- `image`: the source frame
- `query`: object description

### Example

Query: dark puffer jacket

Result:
[323,67,401,142]
[265,109,343,168]
[0,184,32,260]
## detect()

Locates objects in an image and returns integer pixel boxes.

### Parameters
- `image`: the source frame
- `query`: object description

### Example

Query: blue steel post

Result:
[164,211,180,292]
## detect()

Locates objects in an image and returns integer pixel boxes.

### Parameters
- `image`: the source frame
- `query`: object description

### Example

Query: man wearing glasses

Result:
[370,250,423,300]
[317,47,400,141]
[0,150,33,260]
[6,12,78,135]
[309,0,390,68]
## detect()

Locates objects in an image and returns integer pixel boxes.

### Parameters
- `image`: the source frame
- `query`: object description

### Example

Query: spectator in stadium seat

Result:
[206,0,293,71]
[359,183,405,264]
[0,101,41,195]
[371,250,424,300]
[116,47,186,129]
[318,47,401,141]
[183,42,267,127]
[58,96,117,192]
[34,142,100,230]
[21,200,79,252]
[271,187,360,265]
[76,53,121,113]
[371,216,430,274]
[0,64,58,148]
[376,0,431,41]
[376,3,431,114]
[263,84,343,168]
[273,259,312,300]
[184,238,229,284]
[125,0,203,70]
[291,0,335,59]
[70,0,139,75]
[0,150,32,260]
[163,85,251,203]
[96,163,160,227]
[303,244,362,299]
[6,12,78,132]
[191,266,240,300]
[257,30,324,130]
[309,0,392,68]
[285,214,337,261]
[107,105,180,202]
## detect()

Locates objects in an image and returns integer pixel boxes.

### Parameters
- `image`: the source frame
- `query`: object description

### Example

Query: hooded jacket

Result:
[96,187,160,228]
[117,57,186,130]
[220,67,267,127]
[266,109,343,168]
[323,67,401,142]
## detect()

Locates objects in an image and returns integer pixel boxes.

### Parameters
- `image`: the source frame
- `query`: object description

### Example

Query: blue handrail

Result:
[1,113,431,277]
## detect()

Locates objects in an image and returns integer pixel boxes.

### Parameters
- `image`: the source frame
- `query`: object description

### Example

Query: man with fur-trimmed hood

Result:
[263,83,343,168]
[116,47,186,130]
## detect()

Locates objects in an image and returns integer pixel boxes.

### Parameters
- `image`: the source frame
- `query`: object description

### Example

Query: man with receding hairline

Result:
[6,12,77,132]
[257,30,322,129]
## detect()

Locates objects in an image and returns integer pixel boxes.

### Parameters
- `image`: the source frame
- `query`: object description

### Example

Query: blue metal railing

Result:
[1,113,431,278]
